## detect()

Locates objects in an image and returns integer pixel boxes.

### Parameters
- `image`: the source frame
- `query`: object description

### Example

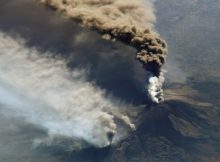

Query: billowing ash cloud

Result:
[38,0,168,103]
[0,32,137,148]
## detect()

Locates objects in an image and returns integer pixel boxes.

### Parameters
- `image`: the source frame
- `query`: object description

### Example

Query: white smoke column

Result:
[147,70,165,103]
[0,32,135,148]
[38,0,168,103]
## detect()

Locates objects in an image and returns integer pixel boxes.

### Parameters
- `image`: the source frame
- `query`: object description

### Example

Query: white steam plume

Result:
[147,70,165,103]
[0,32,135,148]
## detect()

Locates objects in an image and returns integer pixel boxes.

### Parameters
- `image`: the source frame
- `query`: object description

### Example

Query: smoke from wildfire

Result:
[0,32,137,148]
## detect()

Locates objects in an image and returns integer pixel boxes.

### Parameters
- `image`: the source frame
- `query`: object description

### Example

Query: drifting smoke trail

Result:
[0,32,136,148]
[38,0,168,103]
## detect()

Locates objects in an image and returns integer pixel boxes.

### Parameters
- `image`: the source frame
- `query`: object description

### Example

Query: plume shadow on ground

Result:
[0,0,149,105]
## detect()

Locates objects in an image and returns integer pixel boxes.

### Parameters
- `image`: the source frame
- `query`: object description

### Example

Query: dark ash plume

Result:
[38,0,168,103]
